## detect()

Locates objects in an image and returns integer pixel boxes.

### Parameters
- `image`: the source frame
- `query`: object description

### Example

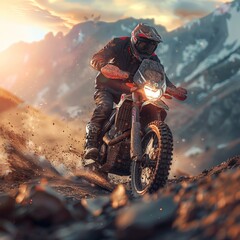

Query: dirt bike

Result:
[88,59,173,197]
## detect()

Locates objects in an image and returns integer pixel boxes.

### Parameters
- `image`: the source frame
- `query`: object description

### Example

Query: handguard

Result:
[101,64,129,80]
[166,86,187,101]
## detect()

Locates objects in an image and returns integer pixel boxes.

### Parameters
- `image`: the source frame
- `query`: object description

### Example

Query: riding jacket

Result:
[90,37,175,94]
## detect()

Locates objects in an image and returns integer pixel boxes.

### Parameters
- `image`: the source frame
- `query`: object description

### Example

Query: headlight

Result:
[144,85,162,99]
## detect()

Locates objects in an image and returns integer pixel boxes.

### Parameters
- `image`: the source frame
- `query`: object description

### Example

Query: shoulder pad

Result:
[119,36,129,40]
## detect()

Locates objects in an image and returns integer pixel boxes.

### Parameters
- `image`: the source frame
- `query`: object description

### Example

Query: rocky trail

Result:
[0,142,239,240]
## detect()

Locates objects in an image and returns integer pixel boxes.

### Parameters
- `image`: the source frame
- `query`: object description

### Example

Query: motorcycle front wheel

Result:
[131,120,173,197]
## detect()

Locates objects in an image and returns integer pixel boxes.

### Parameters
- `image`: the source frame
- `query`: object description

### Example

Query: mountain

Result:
[0,1,239,173]
[158,0,240,173]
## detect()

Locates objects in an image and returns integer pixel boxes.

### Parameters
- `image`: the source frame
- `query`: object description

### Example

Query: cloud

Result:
[29,0,124,31]
[0,0,231,51]
[173,1,213,20]
[1,0,231,36]
[0,0,71,32]
[29,0,75,30]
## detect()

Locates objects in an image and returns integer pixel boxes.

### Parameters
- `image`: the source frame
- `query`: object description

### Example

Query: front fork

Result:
[130,91,142,161]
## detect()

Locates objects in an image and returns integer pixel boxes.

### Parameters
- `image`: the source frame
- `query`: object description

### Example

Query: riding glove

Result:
[166,86,187,101]
[101,64,129,80]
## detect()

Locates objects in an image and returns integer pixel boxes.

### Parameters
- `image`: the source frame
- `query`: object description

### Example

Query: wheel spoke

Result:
[140,167,152,187]
[138,132,159,189]
[145,136,154,155]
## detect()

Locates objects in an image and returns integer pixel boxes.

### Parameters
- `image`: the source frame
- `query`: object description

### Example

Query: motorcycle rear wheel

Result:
[131,120,173,197]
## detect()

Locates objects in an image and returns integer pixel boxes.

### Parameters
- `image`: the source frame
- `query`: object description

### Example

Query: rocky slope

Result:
[0,137,239,240]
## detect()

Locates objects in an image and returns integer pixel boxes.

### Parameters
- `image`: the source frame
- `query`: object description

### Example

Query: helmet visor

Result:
[135,39,158,55]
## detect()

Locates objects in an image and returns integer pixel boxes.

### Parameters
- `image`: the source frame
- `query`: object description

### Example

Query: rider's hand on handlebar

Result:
[101,64,129,80]
[125,82,138,92]
[166,86,187,101]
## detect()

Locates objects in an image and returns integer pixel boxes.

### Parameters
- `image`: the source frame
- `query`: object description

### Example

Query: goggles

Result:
[135,39,158,55]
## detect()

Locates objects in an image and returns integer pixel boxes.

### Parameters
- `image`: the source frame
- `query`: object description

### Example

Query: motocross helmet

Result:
[130,23,162,61]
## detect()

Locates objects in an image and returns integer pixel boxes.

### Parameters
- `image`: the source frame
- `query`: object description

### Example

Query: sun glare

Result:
[0,20,47,52]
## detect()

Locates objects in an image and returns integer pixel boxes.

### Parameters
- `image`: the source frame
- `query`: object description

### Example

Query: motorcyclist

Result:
[84,23,187,160]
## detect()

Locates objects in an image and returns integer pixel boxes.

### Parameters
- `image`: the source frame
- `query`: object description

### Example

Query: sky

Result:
[0,0,231,51]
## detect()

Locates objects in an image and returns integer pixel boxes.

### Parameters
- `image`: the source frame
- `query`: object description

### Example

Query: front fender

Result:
[141,99,169,111]
[140,100,168,129]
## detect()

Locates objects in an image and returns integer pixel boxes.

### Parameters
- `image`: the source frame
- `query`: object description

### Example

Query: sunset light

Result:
[0,0,231,51]
[0,21,47,51]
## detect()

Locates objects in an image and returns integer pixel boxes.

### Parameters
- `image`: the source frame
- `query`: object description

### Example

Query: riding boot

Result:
[84,123,100,160]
